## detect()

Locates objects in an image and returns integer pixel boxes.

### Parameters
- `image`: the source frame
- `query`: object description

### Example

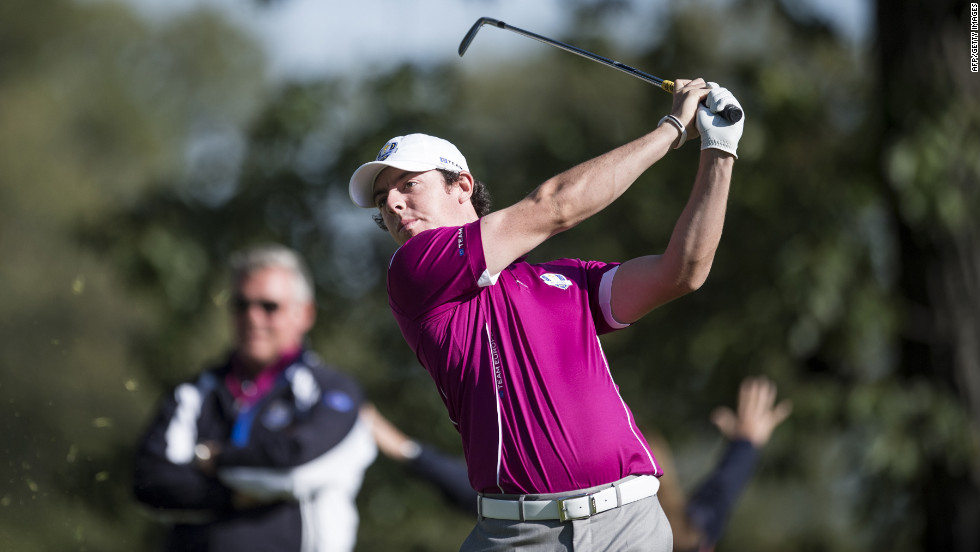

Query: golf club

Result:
[458,17,743,124]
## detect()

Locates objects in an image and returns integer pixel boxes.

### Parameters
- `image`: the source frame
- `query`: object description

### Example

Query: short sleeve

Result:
[387,221,487,321]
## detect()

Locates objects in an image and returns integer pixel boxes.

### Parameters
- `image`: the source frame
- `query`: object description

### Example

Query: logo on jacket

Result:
[261,400,294,430]
[323,390,355,412]
[540,273,573,290]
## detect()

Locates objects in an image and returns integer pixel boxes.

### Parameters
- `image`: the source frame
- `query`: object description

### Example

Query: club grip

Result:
[720,104,743,123]
[662,80,742,123]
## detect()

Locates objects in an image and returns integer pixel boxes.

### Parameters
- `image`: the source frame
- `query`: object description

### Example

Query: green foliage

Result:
[0,0,268,550]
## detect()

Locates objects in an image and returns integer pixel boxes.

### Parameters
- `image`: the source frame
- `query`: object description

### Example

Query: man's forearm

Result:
[529,124,680,233]
[217,418,376,500]
[533,79,713,233]
[661,150,734,290]
[480,122,685,276]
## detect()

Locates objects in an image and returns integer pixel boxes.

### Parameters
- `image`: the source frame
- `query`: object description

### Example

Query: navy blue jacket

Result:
[133,350,375,552]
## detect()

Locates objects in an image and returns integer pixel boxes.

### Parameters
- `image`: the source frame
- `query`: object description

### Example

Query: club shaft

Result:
[460,17,743,124]
[460,18,670,90]
[500,21,669,90]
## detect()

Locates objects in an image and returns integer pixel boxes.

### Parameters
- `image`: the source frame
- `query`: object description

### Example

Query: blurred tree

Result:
[873,1,980,550]
[0,0,268,550]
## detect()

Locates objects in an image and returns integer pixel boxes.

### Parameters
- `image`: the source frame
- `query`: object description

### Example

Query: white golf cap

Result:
[349,133,469,208]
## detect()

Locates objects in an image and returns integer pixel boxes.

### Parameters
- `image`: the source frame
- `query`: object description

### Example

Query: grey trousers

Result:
[459,494,672,552]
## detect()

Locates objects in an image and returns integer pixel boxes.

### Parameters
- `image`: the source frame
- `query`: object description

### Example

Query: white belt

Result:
[478,475,660,522]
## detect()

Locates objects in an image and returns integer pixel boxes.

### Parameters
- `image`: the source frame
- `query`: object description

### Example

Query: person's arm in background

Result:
[361,404,477,515]
[132,382,236,516]
[214,369,376,504]
[683,376,793,549]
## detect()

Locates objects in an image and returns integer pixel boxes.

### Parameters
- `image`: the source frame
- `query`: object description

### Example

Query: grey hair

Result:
[228,244,315,303]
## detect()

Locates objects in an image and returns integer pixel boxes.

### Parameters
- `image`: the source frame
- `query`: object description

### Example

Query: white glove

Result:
[696,83,744,159]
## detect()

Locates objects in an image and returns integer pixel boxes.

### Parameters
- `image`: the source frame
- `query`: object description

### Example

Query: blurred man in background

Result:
[133,244,376,552]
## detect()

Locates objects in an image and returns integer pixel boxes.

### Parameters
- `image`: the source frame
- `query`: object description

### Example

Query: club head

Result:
[458,17,503,57]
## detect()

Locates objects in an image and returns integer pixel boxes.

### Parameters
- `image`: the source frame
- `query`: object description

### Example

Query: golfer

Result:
[349,78,744,551]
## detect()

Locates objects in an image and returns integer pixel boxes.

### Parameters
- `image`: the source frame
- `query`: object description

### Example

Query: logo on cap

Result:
[377,141,398,161]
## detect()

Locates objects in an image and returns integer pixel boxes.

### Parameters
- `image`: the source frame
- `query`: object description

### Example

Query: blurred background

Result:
[1,0,977,550]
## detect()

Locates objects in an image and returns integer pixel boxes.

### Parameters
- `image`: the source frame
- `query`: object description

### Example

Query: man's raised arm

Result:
[479,78,715,276]
[609,84,744,323]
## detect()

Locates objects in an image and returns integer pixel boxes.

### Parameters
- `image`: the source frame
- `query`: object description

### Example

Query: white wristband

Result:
[658,115,686,149]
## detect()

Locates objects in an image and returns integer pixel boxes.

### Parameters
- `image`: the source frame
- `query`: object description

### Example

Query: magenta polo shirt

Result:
[387,220,661,495]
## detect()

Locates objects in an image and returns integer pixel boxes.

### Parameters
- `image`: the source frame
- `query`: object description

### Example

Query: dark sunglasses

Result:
[232,296,280,315]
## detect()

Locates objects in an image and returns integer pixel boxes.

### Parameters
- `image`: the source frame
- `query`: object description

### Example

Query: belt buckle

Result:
[557,494,595,522]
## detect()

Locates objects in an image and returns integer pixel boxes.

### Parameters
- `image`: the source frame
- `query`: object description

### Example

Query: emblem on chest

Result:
[539,273,573,290]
